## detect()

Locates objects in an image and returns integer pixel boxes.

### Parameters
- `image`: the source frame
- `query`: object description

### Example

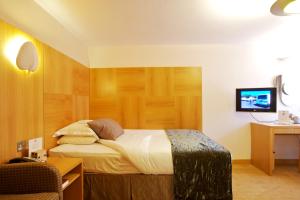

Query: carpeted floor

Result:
[233,164,300,200]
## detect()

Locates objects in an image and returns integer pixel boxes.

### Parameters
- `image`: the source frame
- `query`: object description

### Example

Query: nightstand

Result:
[47,157,83,200]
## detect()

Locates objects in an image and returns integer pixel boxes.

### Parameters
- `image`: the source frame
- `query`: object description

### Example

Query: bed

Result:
[49,128,232,200]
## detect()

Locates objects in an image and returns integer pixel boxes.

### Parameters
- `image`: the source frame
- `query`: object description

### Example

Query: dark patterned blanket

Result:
[166,129,232,200]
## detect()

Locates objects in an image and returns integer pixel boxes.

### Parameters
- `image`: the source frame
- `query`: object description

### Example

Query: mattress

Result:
[49,143,140,174]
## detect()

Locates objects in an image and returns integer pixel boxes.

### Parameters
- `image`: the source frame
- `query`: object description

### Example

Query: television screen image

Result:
[241,90,271,109]
[236,88,277,112]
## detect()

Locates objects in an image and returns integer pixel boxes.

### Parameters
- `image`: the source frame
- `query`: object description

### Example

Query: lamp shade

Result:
[16,41,38,72]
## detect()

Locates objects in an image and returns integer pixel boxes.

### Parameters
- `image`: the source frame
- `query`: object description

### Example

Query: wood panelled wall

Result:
[43,46,89,150]
[0,19,89,163]
[90,67,202,130]
[0,20,44,163]
[0,19,202,163]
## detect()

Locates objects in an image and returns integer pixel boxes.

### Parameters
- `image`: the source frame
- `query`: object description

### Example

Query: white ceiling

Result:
[34,0,284,46]
[0,0,296,66]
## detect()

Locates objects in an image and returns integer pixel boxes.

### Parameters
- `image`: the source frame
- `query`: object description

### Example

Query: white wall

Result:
[89,44,300,159]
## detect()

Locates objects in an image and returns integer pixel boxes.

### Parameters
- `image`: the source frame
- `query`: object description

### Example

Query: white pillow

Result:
[53,120,99,140]
[57,136,97,145]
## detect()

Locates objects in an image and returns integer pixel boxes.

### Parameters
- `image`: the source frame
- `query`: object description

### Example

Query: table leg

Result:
[251,123,274,175]
[298,136,300,172]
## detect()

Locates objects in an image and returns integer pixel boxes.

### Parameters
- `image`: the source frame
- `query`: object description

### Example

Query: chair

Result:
[0,162,62,200]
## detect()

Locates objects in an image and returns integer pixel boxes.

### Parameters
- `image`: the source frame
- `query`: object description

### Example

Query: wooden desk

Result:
[251,122,300,175]
[47,157,83,200]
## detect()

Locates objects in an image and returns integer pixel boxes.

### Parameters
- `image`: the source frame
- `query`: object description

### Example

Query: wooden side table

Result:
[47,157,83,200]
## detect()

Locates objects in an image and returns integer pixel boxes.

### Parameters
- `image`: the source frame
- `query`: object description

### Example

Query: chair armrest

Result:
[0,162,62,198]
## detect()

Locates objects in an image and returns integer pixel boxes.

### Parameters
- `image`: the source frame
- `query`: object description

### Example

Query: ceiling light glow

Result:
[284,0,300,14]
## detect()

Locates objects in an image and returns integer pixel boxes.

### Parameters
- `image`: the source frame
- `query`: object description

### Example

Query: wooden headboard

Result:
[90,67,202,130]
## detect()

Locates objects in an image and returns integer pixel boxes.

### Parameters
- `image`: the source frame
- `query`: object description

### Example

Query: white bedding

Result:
[100,129,174,174]
[49,143,140,174]
[49,129,174,174]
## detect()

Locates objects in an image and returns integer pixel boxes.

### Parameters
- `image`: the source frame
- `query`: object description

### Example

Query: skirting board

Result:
[232,159,298,165]
[232,160,251,164]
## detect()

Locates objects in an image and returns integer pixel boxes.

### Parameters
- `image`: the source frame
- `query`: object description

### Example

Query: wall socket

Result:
[17,140,27,152]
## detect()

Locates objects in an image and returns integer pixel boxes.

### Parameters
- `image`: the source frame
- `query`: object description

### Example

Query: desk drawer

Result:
[272,128,294,134]
[294,128,300,134]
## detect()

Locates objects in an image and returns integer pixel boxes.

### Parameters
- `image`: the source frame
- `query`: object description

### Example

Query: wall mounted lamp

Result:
[271,0,300,16]
[16,41,38,72]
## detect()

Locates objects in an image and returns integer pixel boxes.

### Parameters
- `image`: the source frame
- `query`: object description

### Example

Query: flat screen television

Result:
[236,87,277,112]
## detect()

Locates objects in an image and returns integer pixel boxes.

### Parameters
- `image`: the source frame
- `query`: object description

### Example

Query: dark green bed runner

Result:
[166,129,232,200]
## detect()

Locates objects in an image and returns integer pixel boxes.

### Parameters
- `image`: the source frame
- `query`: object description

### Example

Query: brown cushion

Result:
[88,119,123,140]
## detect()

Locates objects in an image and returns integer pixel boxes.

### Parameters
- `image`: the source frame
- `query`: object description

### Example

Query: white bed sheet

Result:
[99,129,174,174]
[49,143,140,174]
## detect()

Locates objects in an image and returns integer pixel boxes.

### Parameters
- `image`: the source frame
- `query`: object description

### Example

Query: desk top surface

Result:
[251,122,300,128]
